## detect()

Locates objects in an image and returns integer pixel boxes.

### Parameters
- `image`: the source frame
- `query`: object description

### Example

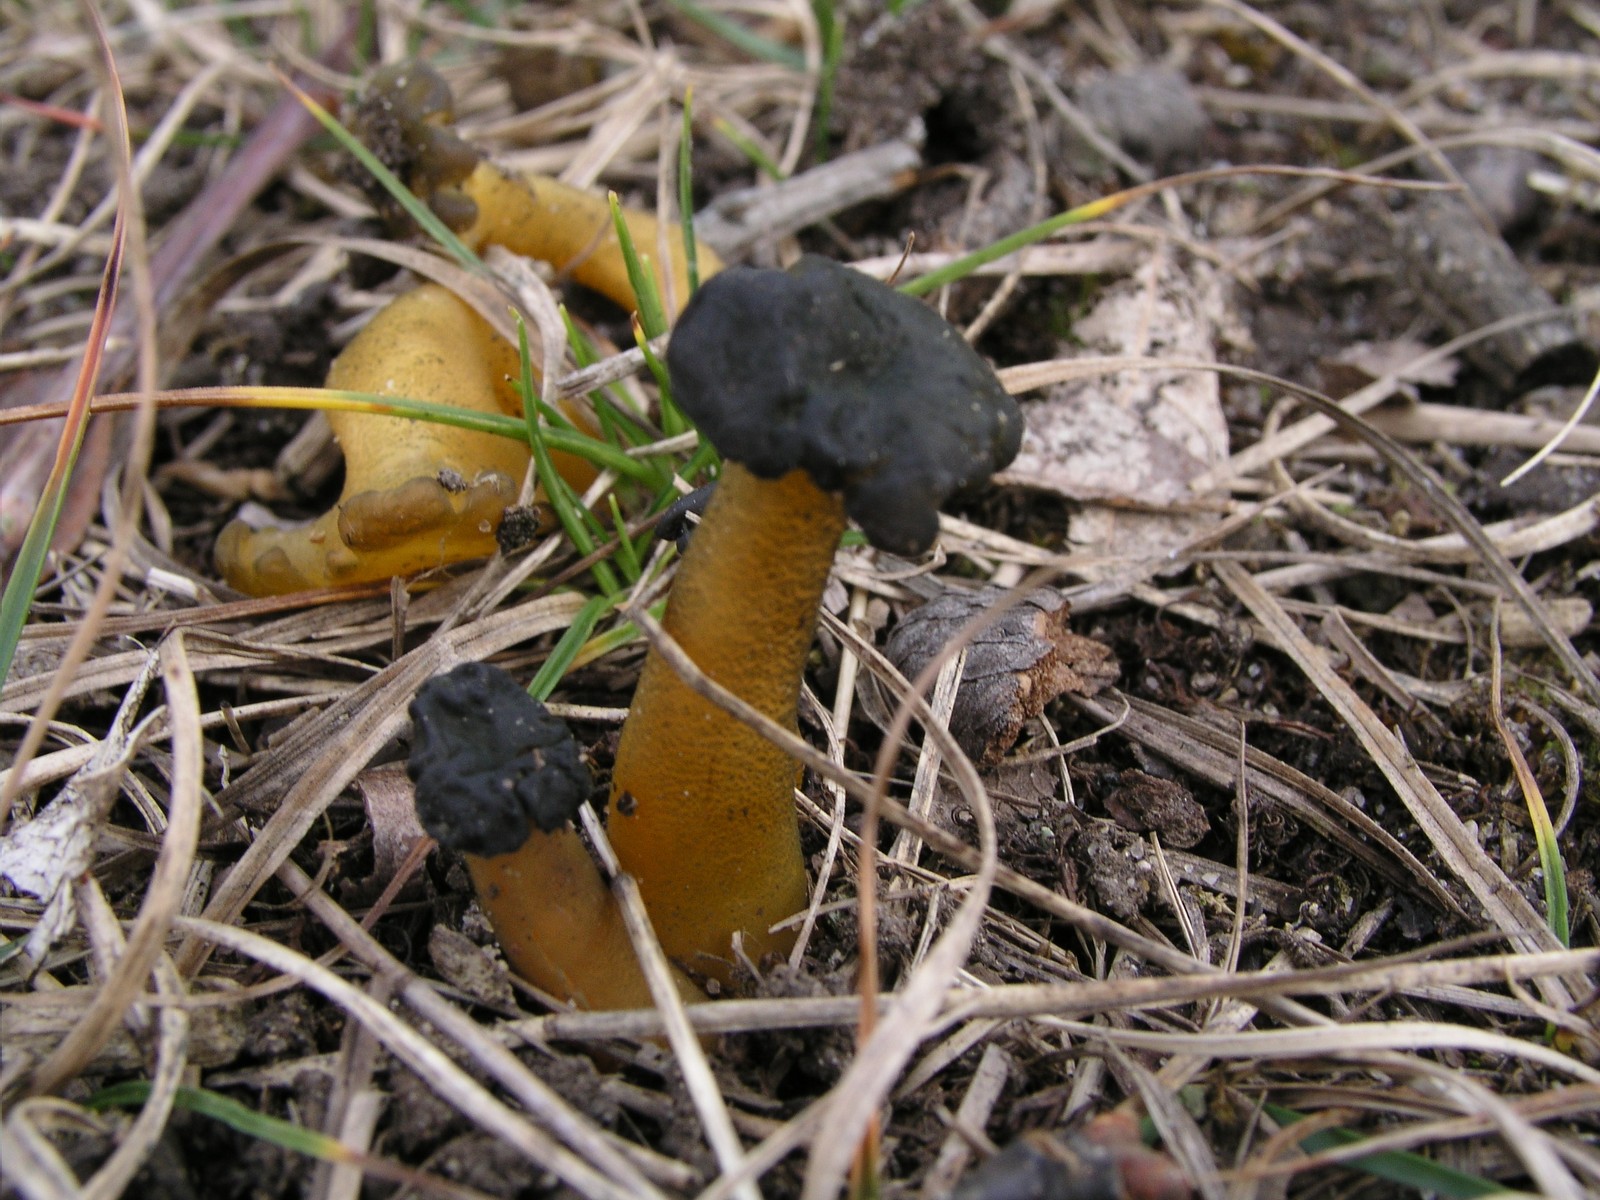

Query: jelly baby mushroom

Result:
[607,255,1023,986]
[408,661,700,1010]
[215,61,719,595]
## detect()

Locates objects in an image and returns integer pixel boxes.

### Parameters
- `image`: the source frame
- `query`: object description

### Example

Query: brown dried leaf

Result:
[886,588,1118,764]
[1320,336,1459,395]
[952,1113,1192,1200]
[354,763,429,884]
[1103,769,1210,849]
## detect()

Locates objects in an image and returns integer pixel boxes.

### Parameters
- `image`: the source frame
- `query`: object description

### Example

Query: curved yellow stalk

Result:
[607,464,844,984]
[453,162,707,318]
[468,830,702,1010]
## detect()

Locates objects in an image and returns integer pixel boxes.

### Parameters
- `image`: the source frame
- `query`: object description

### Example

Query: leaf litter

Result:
[2,2,1600,1199]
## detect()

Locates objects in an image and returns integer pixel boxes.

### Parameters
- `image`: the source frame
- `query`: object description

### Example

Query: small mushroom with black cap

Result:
[409,661,700,1010]
[607,254,1022,984]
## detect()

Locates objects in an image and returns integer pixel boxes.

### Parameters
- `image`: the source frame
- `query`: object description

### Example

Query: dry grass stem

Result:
[5,2,1600,1195]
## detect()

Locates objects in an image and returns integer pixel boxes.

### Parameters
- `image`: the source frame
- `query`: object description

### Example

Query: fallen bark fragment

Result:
[1392,193,1595,392]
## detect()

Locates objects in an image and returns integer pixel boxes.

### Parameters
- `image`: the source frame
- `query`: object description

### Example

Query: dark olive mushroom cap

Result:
[351,62,483,227]
[654,481,717,551]
[665,254,1023,555]
[407,662,591,856]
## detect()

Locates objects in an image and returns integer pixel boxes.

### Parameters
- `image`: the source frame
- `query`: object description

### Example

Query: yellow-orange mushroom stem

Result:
[601,256,1023,989]
[451,162,706,319]
[607,464,846,984]
[466,829,702,1010]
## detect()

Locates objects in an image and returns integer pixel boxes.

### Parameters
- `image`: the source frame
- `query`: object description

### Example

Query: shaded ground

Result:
[2,2,1599,1199]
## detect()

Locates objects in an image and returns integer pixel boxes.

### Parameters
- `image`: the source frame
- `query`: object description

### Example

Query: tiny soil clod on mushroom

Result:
[608,255,1022,986]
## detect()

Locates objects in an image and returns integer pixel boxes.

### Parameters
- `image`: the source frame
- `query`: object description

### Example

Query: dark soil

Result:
[4,2,1599,1199]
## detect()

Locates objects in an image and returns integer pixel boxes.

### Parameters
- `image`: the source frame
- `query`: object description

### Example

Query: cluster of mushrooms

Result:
[411,253,1022,1006]
[216,63,1023,1007]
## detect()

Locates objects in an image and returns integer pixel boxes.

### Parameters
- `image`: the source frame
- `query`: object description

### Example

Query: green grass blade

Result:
[301,389,660,485]
[89,1082,353,1161]
[1520,756,1571,946]
[287,389,526,437]
[524,390,582,438]
[563,306,601,369]
[675,435,722,488]
[517,319,620,595]
[608,494,643,583]
[0,205,124,686]
[897,166,1420,297]
[662,0,805,69]
[713,118,785,181]
[559,308,661,452]
[528,594,612,700]
[575,493,611,544]
[608,192,669,338]
[592,393,654,453]
[1265,1105,1507,1197]
[0,478,73,685]
[565,598,667,671]
[546,428,657,484]
[895,191,1123,297]
[88,1081,479,1196]
[678,91,702,296]
[812,0,843,161]
[635,321,685,437]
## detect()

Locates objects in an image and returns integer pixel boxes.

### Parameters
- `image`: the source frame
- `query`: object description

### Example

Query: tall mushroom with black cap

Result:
[608,254,1022,984]
[409,661,698,1009]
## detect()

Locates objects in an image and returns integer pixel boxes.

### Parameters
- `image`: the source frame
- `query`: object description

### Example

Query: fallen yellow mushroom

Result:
[216,284,532,594]
[216,62,716,595]
[451,161,701,318]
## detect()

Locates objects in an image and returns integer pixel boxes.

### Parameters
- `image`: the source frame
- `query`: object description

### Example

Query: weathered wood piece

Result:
[1393,194,1594,392]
